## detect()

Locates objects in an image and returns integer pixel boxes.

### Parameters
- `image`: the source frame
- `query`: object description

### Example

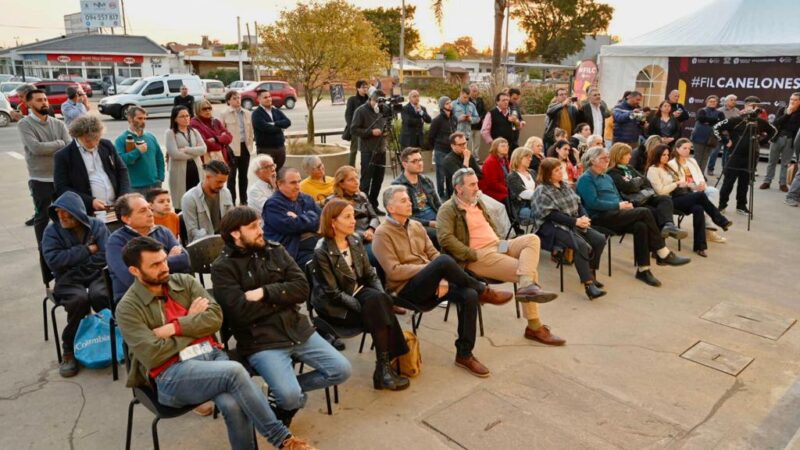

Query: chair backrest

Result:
[101,266,117,313]
[177,212,188,247]
[303,260,317,319]
[185,235,224,275]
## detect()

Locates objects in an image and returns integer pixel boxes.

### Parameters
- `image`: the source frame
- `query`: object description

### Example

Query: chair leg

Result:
[42,296,49,341]
[515,297,520,319]
[110,319,118,381]
[558,254,564,293]
[333,384,339,404]
[324,387,332,415]
[477,304,484,337]
[51,305,62,364]
[298,362,305,374]
[607,236,612,277]
[125,398,138,450]
[253,426,259,450]
[411,312,421,334]
[443,300,451,322]
[678,237,682,251]
[358,332,367,354]
[151,417,161,450]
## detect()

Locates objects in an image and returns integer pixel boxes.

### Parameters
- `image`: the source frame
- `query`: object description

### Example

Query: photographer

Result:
[612,91,647,148]
[351,91,389,213]
[400,90,431,148]
[761,92,800,192]
[714,96,777,215]
[544,88,578,149]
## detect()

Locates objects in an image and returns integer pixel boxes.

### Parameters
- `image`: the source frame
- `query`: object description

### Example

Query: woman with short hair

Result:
[479,137,511,203]
[313,200,410,391]
[524,136,546,175]
[324,165,380,254]
[506,147,537,220]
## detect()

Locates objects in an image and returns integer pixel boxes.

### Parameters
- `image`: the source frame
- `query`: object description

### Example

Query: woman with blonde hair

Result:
[191,98,232,165]
[506,147,536,220]
[524,136,545,174]
[325,165,380,249]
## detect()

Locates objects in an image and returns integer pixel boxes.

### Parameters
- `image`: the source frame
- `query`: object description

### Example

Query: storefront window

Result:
[635,64,666,108]
[118,64,142,79]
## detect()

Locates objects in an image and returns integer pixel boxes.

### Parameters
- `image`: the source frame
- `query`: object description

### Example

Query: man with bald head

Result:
[400,90,431,148]
[667,89,689,125]
[263,167,321,265]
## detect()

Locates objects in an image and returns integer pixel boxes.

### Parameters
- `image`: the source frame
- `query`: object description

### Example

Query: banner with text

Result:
[667,56,800,135]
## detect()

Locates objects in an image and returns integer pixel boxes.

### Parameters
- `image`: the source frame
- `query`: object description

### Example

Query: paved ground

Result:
[0,113,799,449]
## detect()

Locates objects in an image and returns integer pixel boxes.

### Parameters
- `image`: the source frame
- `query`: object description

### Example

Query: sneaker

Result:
[736,206,751,216]
[59,353,79,378]
[281,436,318,450]
[785,198,799,207]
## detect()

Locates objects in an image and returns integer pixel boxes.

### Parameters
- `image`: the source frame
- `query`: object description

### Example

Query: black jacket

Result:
[668,102,689,123]
[441,151,482,198]
[343,93,368,141]
[350,102,386,154]
[400,102,432,148]
[252,106,291,148]
[647,115,681,142]
[53,139,130,216]
[577,101,610,134]
[470,97,487,130]
[428,111,456,151]
[545,102,579,141]
[772,107,800,140]
[607,165,653,196]
[506,169,537,214]
[210,242,313,357]
[311,236,382,320]
[174,94,195,116]
[714,116,777,168]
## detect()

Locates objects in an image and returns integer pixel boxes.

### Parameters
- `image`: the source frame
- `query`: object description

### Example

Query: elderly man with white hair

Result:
[399,90,431,148]
[299,155,335,204]
[246,154,277,212]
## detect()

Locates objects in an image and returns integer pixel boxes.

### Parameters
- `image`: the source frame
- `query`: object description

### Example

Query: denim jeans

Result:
[764,135,794,185]
[433,149,449,199]
[247,332,351,411]
[156,349,290,450]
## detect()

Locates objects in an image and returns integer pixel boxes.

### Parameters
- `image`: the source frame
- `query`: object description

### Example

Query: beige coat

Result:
[220,107,255,156]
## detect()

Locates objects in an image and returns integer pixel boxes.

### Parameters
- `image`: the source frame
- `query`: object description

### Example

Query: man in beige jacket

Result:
[221,91,255,205]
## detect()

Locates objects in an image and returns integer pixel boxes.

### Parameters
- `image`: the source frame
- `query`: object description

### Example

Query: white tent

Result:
[598,0,800,106]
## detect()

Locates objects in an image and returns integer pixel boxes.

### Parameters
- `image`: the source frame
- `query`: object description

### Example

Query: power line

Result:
[0,23,65,30]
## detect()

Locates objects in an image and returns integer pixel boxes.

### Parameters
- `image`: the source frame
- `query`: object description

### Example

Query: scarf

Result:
[530,182,582,231]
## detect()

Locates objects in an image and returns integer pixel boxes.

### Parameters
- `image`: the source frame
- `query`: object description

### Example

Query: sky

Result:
[0,0,712,51]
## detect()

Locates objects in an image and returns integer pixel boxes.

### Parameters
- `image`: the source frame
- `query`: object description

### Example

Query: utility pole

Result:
[237,16,243,81]
[504,0,511,85]
[252,22,261,81]
[121,0,128,35]
[399,0,405,92]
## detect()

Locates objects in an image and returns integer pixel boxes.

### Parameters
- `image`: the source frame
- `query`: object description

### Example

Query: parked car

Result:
[98,74,204,119]
[86,79,105,95]
[10,76,41,83]
[0,93,13,127]
[239,81,297,110]
[0,74,14,83]
[201,79,226,103]
[5,80,79,115]
[0,81,24,96]
[107,77,140,95]
[227,80,256,92]
[56,75,93,97]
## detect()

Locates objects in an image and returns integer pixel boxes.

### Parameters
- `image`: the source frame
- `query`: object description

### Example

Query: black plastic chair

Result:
[42,280,64,363]
[590,225,617,277]
[185,235,225,287]
[675,213,686,251]
[504,196,534,239]
[101,266,122,381]
[177,212,188,248]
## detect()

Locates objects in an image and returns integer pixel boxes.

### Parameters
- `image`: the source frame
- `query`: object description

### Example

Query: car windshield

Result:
[121,78,138,86]
[125,79,147,94]
[0,83,21,93]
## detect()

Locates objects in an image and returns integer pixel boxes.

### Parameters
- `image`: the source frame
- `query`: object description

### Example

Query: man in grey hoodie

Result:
[17,88,71,282]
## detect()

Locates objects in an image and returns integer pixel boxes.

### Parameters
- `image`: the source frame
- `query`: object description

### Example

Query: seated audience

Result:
[606,143,686,239]
[191,99,232,165]
[523,136,546,175]
[54,115,130,222]
[42,191,110,377]
[299,155,335,204]
[531,158,607,299]
[550,140,582,187]
[373,186,511,377]
[479,137,511,204]
[107,193,190,302]
[165,106,206,209]
[312,200,410,391]
[325,165,380,255]
[647,100,681,147]
[576,147,690,287]
[116,236,317,450]
[668,138,727,244]
[630,135,661,173]
[392,147,442,248]
[441,131,482,199]
[645,144,731,257]
[437,168,564,344]
[211,206,351,427]
[181,160,234,243]
[247,154,277,212]
[570,123,592,149]
[263,168,321,266]
[146,188,180,239]
[506,147,537,220]
[113,106,164,195]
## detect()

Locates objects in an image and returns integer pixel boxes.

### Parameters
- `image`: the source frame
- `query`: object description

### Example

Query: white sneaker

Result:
[706,229,727,243]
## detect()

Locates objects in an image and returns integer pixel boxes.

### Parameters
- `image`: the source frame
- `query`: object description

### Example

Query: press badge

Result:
[179,341,214,361]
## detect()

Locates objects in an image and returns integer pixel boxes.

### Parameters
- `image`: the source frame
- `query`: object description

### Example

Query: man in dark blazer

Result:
[54,115,130,219]
[343,80,369,166]
[252,89,291,170]
[400,90,431,148]
[577,87,610,136]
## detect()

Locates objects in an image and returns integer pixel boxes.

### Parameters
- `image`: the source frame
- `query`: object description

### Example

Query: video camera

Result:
[742,107,762,121]
[377,95,405,118]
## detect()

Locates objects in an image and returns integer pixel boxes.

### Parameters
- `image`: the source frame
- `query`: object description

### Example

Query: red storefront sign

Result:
[46,54,143,64]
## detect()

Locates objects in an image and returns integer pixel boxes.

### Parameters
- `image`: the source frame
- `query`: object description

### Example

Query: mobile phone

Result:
[498,240,509,254]
[570,96,579,102]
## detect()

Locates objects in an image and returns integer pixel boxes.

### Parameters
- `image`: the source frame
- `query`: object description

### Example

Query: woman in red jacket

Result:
[190,99,233,166]
[479,137,511,203]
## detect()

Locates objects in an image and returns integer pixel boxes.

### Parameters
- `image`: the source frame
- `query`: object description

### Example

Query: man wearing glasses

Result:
[247,154,277,212]
[392,147,442,247]
[441,132,482,199]
[62,86,90,127]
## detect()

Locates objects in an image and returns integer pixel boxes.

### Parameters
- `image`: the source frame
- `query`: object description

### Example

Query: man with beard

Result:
[18,88,71,282]
[114,106,165,195]
[181,160,234,243]
[107,193,190,302]
[116,236,318,450]
[212,206,351,427]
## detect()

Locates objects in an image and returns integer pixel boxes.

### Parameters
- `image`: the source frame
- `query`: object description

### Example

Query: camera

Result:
[742,107,762,120]
[377,95,405,118]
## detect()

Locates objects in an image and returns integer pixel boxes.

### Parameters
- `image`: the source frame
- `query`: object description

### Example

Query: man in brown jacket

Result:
[221,91,255,205]
[372,185,512,378]
[437,168,565,346]
[115,236,316,450]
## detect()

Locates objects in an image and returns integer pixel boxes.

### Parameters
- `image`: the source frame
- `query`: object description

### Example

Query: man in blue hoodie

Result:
[612,91,647,147]
[42,191,110,377]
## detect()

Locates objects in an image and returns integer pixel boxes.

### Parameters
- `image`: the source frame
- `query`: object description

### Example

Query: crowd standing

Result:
[13,77,799,449]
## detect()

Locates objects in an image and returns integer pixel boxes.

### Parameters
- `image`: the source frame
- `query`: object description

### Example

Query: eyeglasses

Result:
[406,158,423,164]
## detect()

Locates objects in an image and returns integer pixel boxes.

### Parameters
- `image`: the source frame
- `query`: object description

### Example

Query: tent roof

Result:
[601,0,800,57]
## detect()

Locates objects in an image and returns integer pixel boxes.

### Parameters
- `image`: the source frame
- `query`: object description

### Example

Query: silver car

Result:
[0,94,13,127]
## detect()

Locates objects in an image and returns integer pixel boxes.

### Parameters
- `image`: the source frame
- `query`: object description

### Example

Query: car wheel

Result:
[0,112,10,127]
[284,97,296,109]
[241,98,254,110]
[120,105,132,120]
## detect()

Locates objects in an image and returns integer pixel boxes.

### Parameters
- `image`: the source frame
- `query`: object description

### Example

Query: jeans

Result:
[398,255,482,357]
[764,135,794,185]
[29,180,55,283]
[156,349,290,450]
[257,145,286,171]
[247,332,351,411]
[433,149,448,199]
[672,192,728,251]
[227,145,250,205]
[787,169,800,201]
[593,207,665,267]
[53,277,108,353]
[706,144,728,173]
[360,147,386,208]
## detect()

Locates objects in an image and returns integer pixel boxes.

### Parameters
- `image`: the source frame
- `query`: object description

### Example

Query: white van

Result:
[98,74,203,119]
[202,79,226,103]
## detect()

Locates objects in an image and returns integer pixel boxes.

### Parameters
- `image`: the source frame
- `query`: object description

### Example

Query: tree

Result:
[512,0,613,63]
[258,1,387,144]
[362,6,420,59]
[439,36,479,59]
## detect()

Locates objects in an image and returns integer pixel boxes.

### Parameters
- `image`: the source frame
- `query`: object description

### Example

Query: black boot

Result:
[373,352,410,391]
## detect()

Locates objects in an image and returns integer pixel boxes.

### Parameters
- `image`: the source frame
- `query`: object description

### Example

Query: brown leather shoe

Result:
[392,305,407,315]
[455,355,491,378]
[515,284,558,303]
[524,325,566,346]
[478,286,513,305]
[281,436,318,450]
[759,182,770,190]
[780,184,789,193]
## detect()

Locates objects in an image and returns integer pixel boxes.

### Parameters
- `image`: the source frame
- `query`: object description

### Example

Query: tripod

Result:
[715,119,759,231]
[365,112,403,179]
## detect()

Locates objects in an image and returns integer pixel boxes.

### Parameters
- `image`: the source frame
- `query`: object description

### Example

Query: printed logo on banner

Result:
[724,57,731,64]
[733,58,740,64]
[692,58,697,64]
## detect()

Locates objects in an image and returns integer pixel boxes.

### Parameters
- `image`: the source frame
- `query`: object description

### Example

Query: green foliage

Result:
[512,0,613,63]
[439,36,480,59]
[440,46,460,61]
[517,85,557,114]
[404,77,462,101]
[204,69,239,86]
[362,6,420,58]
